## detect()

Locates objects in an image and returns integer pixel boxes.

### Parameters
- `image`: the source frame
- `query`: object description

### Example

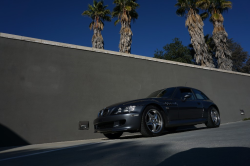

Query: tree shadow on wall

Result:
[157,147,250,166]
[0,123,29,149]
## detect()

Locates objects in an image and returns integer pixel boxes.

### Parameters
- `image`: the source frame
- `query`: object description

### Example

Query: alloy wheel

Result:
[145,109,163,133]
[211,109,220,126]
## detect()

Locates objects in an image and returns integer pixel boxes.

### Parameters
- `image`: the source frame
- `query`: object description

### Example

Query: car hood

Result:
[105,98,153,108]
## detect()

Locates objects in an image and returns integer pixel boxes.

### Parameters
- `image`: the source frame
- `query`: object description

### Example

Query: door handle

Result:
[197,102,201,105]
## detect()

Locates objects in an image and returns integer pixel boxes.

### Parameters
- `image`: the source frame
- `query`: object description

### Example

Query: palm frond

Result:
[114,19,120,26]
[112,0,139,25]
[88,4,95,12]
[129,10,139,22]
[175,0,199,17]
[112,5,122,18]
[202,0,232,23]
[221,1,232,9]
[125,6,132,12]
[103,15,111,22]
[175,0,186,8]
[196,0,210,10]
[82,10,91,16]
[89,21,94,30]
[82,0,111,30]
[98,21,104,30]
[176,7,186,17]
[211,13,224,22]
[200,12,209,21]
[93,0,97,7]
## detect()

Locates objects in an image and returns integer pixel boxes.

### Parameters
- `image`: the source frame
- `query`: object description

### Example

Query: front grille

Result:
[95,120,126,130]
[96,122,114,129]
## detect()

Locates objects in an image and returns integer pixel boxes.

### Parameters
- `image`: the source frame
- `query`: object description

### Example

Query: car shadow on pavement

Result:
[156,147,250,166]
[119,134,144,139]
[101,125,208,140]
[168,125,208,134]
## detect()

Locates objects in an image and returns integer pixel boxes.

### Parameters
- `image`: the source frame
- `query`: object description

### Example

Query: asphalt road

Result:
[1,121,250,166]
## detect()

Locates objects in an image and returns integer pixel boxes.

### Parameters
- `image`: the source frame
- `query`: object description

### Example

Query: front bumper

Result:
[93,113,141,133]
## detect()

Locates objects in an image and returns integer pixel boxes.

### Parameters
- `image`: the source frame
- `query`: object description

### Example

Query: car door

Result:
[156,88,179,121]
[161,88,179,121]
[192,89,209,118]
[173,88,203,120]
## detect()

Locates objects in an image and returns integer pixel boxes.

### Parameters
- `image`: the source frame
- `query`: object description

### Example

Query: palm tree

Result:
[189,34,217,66]
[112,0,139,54]
[82,0,111,49]
[175,0,215,68]
[199,0,233,70]
[204,34,215,55]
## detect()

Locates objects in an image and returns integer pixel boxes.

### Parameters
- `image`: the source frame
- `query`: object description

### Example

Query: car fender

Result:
[202,101,220,118]
[137,100,168,126]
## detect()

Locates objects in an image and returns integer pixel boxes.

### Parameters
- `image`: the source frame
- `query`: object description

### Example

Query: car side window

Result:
[160,88,176,98]
[193,89,209,100]
[174,88,195,100]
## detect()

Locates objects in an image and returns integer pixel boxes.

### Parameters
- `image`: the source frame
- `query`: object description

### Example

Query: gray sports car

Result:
[94,86,220,139]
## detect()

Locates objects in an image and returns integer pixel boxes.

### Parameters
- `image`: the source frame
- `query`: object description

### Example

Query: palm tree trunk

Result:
[119,13,132,54]
[92,27,104,49]
[186,9,214,68]
[212,19,232,71]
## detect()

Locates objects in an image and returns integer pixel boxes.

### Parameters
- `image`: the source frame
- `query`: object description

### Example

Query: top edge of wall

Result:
[1,32,250,77]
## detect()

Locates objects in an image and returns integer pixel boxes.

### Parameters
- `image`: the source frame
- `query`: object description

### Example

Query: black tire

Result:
[103,132,123,139]
[140,105,165,137]
[205,107,220,128]
[167,127,178,133]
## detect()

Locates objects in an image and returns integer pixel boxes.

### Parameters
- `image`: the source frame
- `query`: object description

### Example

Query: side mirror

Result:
[183,94,191,101]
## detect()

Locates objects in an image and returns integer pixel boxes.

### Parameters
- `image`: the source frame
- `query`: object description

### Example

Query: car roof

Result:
[164,86,196,89]
[156,86,200,92]
[176,86,195,89]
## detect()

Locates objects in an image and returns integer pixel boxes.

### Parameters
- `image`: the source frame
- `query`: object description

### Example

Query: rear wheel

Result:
[140,105,165,137]
[103,132,123,139]
[205,107,220,128]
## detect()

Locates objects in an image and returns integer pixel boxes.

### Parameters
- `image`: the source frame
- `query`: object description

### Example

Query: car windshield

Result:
[147,90,163,98]
[147,88,176,98]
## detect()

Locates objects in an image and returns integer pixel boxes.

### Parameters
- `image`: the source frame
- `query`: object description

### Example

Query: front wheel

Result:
[103,132,123,139]
[205,107,220,128]
[140,105,165,137]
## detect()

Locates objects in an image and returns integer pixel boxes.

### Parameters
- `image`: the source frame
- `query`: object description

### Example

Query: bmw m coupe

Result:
[94,87,220,139]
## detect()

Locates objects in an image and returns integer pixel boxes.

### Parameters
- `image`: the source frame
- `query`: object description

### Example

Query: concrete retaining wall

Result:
[0,33,250,147]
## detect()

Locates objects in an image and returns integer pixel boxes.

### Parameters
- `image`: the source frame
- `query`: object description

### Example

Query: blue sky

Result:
[0,0,249,57]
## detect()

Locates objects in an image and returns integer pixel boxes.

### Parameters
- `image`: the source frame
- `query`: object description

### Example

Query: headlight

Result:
[111,106,136,115]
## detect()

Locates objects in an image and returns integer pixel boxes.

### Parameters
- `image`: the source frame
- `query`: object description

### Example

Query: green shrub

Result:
[243,118,250,121]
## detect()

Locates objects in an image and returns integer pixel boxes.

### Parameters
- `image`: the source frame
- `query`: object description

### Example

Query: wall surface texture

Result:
[0,33,250,147]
